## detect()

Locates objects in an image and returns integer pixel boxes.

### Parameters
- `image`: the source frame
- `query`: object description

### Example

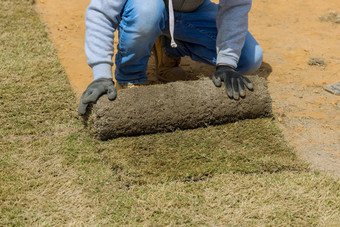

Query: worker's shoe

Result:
[152,36,186,82]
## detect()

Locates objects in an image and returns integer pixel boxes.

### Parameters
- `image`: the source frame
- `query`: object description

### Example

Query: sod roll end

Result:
[86,76,272,140]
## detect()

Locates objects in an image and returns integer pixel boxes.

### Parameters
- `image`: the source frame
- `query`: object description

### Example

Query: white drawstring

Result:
[168,0,177,48]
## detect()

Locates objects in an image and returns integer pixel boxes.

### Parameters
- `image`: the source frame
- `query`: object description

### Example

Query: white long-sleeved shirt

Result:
[85,0,252,80]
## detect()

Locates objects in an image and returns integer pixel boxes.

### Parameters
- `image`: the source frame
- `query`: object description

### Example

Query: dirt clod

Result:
[308,57,326,66]
[319,10,340,24]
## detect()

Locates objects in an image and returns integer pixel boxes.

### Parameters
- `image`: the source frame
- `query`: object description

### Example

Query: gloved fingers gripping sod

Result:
[212,65,253,100]
[107,86,117,100]
[82,90,101,104]
[231,77,240,100]
[78,102,88,116]
[241,76,253,90]
[224,76,233,98]
[78,78,117,116]
[238,79,246,97]
[212,74,222,87]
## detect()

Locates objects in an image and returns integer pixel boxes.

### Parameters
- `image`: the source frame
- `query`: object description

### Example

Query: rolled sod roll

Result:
[87,76,272,140]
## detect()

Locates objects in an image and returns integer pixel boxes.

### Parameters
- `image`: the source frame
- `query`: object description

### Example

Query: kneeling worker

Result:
[78,0,263,115]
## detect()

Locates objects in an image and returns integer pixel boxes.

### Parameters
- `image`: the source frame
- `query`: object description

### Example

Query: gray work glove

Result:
[78,78,117,116]
[212,65,253,100]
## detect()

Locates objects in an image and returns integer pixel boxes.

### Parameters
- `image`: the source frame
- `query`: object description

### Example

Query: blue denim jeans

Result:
[115,0,263,85]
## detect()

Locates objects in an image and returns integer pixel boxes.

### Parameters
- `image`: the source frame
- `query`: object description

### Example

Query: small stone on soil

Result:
[323,82,340,96]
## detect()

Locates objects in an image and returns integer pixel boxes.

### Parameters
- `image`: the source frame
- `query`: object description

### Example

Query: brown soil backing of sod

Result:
[88,77,271,139]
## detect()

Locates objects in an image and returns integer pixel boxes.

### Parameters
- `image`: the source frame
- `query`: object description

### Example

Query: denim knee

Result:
[238,44,263,74]
[248,45,263,73]
[121,0,166,37]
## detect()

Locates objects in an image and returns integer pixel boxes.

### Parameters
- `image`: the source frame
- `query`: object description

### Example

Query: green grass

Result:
[100,120,306,185]
[0,0,339,225]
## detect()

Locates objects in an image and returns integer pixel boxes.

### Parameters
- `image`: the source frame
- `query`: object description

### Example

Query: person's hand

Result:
[78,78,117,116]
[212,65,253,100]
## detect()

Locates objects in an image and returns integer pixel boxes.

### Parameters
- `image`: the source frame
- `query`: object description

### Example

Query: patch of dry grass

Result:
[99,172,340,226]
[0,0,339,226]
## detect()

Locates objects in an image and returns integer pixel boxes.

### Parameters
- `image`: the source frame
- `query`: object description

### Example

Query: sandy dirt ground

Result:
[35,0,340,177]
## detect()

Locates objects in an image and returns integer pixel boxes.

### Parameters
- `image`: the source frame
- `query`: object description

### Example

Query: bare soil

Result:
[35,0,340,177]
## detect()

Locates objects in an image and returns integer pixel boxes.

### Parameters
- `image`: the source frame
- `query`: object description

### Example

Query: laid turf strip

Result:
[0,0,339,225]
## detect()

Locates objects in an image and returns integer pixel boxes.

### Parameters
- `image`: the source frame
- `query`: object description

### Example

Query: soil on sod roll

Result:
[87,76,271,139]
